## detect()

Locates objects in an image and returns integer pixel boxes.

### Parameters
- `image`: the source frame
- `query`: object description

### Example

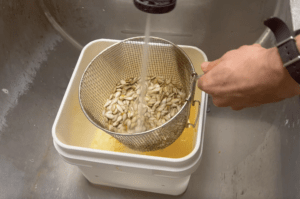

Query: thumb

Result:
[201,59,221,73]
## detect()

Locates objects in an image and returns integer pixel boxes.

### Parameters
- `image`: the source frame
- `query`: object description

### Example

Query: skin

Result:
[197,35,300,110]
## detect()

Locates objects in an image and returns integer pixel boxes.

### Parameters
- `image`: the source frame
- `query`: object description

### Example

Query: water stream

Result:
[137,14,151,132]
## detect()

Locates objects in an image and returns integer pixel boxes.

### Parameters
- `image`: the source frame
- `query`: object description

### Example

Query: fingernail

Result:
[201,62,209,70]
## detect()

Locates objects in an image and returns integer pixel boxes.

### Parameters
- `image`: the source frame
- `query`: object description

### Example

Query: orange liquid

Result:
[90,103,199,159]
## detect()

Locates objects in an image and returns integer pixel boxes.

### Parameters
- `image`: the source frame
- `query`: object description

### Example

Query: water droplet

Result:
[285,119,289,126]
[207,107,211,113]
[2,88,8,94]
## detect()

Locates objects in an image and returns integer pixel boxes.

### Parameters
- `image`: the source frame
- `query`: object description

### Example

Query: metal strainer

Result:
[79,36,200,151]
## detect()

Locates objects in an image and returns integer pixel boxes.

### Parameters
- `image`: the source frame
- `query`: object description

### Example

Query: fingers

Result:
[212,96,245,110]
[201,62,210,73]
[231,103,261,111]
[213,99,245,110]
[212,97,231,108]
[198,59,222,92]
[212,97,262,110]
[198,43,269,111]
[201,59,221,73]
[197,73,211,92]
[231,106,244,111]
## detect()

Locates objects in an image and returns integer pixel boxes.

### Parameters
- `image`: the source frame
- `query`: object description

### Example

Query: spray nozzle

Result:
[133,0,176,14]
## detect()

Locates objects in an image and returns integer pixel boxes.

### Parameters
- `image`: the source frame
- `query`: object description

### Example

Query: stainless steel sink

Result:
[42,0,284,57]
[0,0,299,198]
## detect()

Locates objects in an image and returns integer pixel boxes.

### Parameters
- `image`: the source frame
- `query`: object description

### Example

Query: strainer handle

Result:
[187,100,201,128]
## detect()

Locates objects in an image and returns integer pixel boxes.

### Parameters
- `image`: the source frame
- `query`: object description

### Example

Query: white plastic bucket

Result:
[52,39,208,195]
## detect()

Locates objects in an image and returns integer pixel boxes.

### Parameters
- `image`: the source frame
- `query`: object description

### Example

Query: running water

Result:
[137,14,151,132]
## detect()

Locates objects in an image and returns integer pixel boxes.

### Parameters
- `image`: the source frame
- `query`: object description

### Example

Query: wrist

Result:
[266,35,300,68]
[267,44,300,96]
[264,17,300,95]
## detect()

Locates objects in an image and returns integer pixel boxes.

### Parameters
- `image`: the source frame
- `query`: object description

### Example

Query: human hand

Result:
[197,41,300,110]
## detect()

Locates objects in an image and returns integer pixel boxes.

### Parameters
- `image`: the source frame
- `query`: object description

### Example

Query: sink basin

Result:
[42,0,286,59]
[0,0,299,198]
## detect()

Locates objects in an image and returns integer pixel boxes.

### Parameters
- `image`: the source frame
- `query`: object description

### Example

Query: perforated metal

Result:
[79,37,196,151]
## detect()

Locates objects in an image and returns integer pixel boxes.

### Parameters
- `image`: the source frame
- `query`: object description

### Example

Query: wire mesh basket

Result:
[79,36,199,151]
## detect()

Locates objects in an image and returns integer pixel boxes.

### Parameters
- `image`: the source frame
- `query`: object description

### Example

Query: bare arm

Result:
[197,35,300,110]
